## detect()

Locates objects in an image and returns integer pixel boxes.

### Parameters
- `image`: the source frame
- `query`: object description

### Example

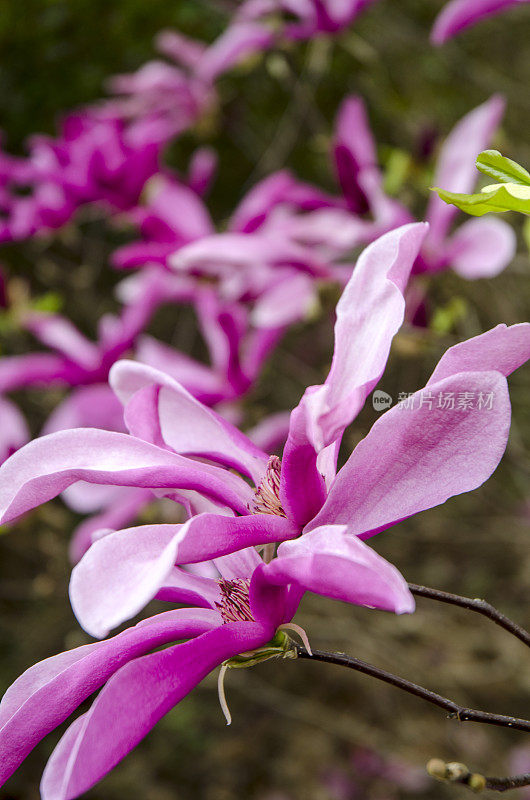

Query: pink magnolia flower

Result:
[1,223,528,629]
[30,112,163,212]
[113,168,339,329]
[416,94,516,279]
[97,30,215,146]
[1,223,528,796]
[115,95,412,329]
[431,0,529,44]
[197,0,380,80]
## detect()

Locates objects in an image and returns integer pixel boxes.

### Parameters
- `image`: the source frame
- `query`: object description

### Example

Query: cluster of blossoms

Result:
[0,3,529,799]
[0,222,528,797]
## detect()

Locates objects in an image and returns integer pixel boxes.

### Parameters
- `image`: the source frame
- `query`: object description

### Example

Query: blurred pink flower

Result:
[431,0,529,44]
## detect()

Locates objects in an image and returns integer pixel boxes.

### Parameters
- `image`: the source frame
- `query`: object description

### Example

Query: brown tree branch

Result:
[408,584,530,648]
[295,647,530,733]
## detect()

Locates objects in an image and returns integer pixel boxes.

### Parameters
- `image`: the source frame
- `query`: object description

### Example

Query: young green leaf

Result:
[476,150,530,186]
[434,183,530,216]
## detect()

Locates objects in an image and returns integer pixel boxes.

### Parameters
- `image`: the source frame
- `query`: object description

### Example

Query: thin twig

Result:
[427,759,530,793]
[295,647,530,733]
[485,773,530,792]
[408,584,530,648]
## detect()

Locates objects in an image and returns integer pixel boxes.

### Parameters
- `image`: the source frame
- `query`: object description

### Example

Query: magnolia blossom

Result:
[431,0,529,44]
[0,223,529,795]
[117,94,410,329]
[97,30,215,146]
[416,94,516,279]
[196,0,379,81]
[328,93,515,280]
[114,168,339,329]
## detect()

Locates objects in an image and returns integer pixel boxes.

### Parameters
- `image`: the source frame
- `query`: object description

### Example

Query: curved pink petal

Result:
[23,313,100,370]
[309,370,511,538]
[156,567,221,608]
[142,176,214,242]
[187,146,217,196]
[0,428,252,524]
[197,21,275,82]
[333,95,378,212]
[259,525,414,613]
[431,0,527,44]
[110,361,268,482]
[0,609,220,787]
[446,216,516,279]
[40,621,274,800]
[279,224,428,528]
[286,222,429,455]
[425,95,505,245]
[171,232,329,283]
[70,513,297,637]
[427,323,530,384]
[0,352,79,393]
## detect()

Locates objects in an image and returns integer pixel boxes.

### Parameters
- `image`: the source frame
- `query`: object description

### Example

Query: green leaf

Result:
[434,183,530,217]
[476,149,530,186]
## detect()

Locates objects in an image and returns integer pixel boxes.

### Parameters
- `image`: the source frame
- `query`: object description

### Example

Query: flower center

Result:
[215,578,254,623]
[247,455,286,517]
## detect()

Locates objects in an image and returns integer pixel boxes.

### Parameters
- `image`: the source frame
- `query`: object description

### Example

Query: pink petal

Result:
[310,370,512,538]
[446,216,516,279]
[40,622,274,800]
[251,272,317,328]
[289,222,429,453]
[0,609,220,787]
[70,513,297,637]
[260,525,414,613]
[23,313,101,370]
[0,397,28,464]
[0,352,79,393]
[110,361,268,482]
[0,428,252,524]
[197,21,275,81]
[333,95,378,212]
[428,323,530,384]
[431,0,527,44]
[425,95,505,245]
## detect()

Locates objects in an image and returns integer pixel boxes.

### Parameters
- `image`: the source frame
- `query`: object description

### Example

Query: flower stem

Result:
[294,647,530,733]
[408,584,530,648]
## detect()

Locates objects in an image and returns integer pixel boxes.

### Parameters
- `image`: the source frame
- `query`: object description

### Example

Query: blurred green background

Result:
[0,1,529,798]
